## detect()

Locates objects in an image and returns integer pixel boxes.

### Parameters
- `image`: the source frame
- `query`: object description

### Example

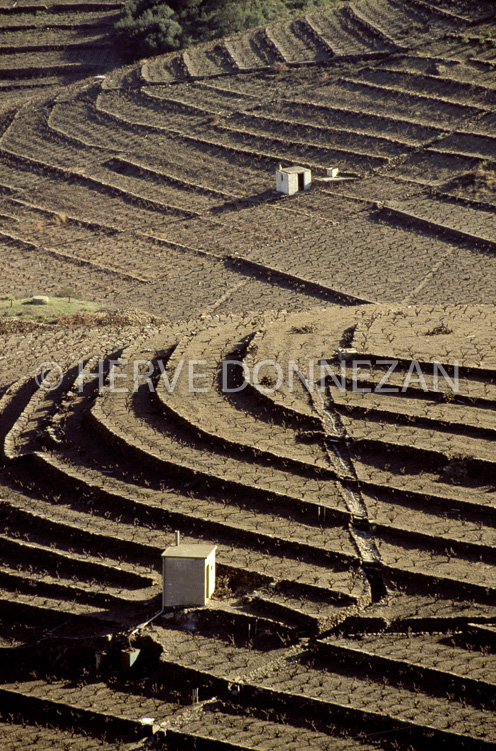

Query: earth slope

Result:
[0,0,495,749]
[0,303,495,749]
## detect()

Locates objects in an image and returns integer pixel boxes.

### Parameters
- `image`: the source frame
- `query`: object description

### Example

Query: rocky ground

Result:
[0,0,495,748]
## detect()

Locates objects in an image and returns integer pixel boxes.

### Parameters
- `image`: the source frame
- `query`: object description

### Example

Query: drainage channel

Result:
[311,382,388,604]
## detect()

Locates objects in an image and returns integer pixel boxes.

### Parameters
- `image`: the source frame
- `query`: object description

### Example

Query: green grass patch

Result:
[0,296,101,323]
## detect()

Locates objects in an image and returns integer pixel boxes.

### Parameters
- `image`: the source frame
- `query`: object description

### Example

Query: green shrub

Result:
[202,0,280,39]
[116,0,335,59]
[55,286,76,302]
[116,0,184,57]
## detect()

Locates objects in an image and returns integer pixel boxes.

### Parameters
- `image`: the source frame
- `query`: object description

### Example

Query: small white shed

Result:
[276,165,311,195]
[162,544,217,608]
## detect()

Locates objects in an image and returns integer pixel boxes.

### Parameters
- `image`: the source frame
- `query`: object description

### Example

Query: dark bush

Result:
[116,0,335,60]
[115,0,184,57]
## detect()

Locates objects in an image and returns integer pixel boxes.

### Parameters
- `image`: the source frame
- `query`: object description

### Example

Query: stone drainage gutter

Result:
[310,382,387,603]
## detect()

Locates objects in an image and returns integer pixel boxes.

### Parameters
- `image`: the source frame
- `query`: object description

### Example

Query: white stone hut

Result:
[275,165,311,195]
[162,544,217,608]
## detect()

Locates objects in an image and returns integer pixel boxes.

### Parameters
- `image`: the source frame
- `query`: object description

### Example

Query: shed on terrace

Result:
[162,543,217,608]
[276,165,311,195]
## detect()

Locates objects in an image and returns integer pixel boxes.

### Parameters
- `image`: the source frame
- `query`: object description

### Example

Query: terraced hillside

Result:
[0,0,123,100]
[0,0,495,314]
[0,304,495,749]
[0,0,495,748]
